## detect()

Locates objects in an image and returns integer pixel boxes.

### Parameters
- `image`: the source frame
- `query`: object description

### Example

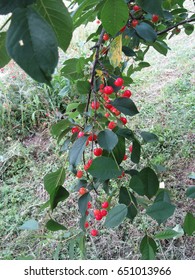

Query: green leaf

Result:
[51,119,72,138]
[50,186,69,210]
[140,235,157,260]
[46,219,66,231]
[135,22,157,42]
[122,46,136,57]
[129,175,145,196]
[76,80,91,95]
[140,131,158,143]
[61,58,84,80]
[116,128,135,140]
[184,24,194,35]
[110,98,139,117]
[6,7,58,84]
[154,229,183,240]
[131,139,141,164]
[146,201,175,224]
[78,193,91,217]
[183,212,195,236]
[104,204,128,228]
[19,219,39,230]
[97,129,118,152]
[88,157,122,180]
[69,136,88,167]
[137,0,164,17]
[186,186,195,199]
[37,0,73,52]
[152,40,169,56]
[44,167,65,195]
[0,0,35,15]
[139,167,159,199]
[112,135,126,164]
[101,0,129,36]
[154,189,171,204]
[119,187,137,221]
[0,32,11,67]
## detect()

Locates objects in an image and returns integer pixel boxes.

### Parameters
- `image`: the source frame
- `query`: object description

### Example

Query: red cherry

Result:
[76,170,83,178]
[101,209,108,217]
[114,77,124,87]
[84,159,93,170]
[118,171,125,178]
[88,133,97,141]
[105,112,110,118]
[103,33,109,41]
[103,86,114,95]
[122,90,132,98]
[79,187,87,195]
[108,121,116,130]
[129,145,133,153]
[84,221,89,228]
[96,19,101,24]
[120,26,126,32]
[104,103,113,110]
[90,229,98,236]
[152,14,159,23]
[95,213,103,221]
[103,94,109,101]
[93,209,101,216]
[99,83,104,90]
[113,108,121,116]
[78,131,85,138]
[91,101,100,110]
[132,19,139,28]
[123,154,128,161]
[71,126,80,134]
[94,148,103,156]
[85,210,89,216]
[120,117,127,125]
[101,201,109,209]
[87,201,92,209]
[133,5,140,11]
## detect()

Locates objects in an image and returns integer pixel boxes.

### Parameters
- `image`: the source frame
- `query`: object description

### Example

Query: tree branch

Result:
[157,17,195,35]
[85,28,105,113]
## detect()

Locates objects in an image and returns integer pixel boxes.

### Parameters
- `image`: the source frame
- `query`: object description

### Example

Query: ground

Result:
[0,12,195,259]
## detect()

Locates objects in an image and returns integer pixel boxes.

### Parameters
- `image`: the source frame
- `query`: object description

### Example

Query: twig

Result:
[0,16,12,32]
[157,17,195,35]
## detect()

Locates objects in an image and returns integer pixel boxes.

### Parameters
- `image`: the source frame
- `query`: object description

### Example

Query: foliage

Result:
[0,0,194,260]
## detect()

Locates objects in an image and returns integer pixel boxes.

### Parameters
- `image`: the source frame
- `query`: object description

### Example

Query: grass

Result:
[0,20,195,260]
